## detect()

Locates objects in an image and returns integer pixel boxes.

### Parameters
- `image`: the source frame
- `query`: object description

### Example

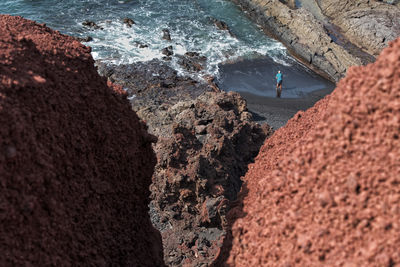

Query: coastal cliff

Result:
[221,38,400,266]
[228,0,400,82]
[0,15,164,266]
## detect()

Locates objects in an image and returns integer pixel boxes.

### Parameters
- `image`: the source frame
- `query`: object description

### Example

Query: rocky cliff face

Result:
[0,15,164,266]
[97,61,271,266]
[318,0,400,57]
[229,0,399,82]
[222,38,400,266]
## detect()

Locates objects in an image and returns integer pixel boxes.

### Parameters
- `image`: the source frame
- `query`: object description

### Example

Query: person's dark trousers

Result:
[276,87,281,98]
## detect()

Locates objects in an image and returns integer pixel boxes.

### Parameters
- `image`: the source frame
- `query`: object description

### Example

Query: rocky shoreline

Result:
[97,60,271,266]
[228,0,400,82]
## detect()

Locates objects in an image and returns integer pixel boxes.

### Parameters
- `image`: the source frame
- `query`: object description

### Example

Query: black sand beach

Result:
[216,56,335,129]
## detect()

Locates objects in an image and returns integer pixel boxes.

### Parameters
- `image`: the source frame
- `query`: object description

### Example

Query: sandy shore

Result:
[216,56,335,129]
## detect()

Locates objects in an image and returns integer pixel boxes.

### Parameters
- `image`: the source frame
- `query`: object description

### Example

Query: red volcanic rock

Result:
[0,15,164,266]
[225,38,400,266]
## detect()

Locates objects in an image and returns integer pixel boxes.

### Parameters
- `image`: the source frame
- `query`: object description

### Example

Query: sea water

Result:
[0,0,333,98]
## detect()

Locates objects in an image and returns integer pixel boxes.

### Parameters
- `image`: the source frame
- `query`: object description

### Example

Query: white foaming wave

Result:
[83,15,294,80]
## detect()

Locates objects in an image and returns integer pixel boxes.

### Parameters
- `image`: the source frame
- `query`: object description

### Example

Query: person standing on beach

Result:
[275,70,283,98]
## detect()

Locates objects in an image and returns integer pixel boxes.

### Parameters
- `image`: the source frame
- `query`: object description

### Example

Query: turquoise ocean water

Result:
[0,0,295,77]
[1,0,335,98]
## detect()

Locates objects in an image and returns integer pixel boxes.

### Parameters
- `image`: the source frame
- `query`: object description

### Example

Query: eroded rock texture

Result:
[223,38,400,266]
[229,0,399,82]
[318,0,400,56]
[97,61,271,266]
[0,15,164,266]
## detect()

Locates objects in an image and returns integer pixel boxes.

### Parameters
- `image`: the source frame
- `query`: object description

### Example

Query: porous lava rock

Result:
[0,15,164,266]
[97,61,271,266]
[221,38,400,266]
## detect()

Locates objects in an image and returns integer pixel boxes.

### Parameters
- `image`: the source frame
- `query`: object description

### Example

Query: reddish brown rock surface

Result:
[0,15,164,266]
[222,38,400,266]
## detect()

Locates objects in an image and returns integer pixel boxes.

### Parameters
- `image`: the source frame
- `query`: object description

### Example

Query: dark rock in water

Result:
[161,45,174,56]
[97,59,271,266]
[212,18,236,37]
[134,41,148,48]
[82,20,103,30]
[162,56,172,61]
[162,28,172,41]
[177,52,207,73]
[75,36,93,42]
[123,17,135,27]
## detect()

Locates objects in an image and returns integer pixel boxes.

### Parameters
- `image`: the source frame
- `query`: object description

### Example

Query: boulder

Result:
[162,28,172,41]
[82,20,103,30]
[123,17,135,27]
[212,18,236,37]
[75,35,93,42]
[161,45,174,56]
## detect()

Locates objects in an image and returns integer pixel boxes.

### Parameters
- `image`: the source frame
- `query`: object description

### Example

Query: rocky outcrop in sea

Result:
[0,15,164,266]
[228,0,400,82]
[97,60,271,266]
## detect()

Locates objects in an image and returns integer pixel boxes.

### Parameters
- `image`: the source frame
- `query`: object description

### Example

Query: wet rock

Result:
[134,41,148,48]
[162,28,172,41]
[123,17,135,27]
[75,36,93,42]
[161,45,174,56]
[82,20,103,30]
[212,18,236,37]
[176,53,207,72]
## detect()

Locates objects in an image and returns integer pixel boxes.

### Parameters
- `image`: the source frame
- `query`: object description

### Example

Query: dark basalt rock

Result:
[212,18,236,37]
[134,41,149,48]
[82,20,103,30]
[123,17,135,27]
[176,52,207,73]
[75,36,93,42]
[161,45,174,56]
[162,28,172,41]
